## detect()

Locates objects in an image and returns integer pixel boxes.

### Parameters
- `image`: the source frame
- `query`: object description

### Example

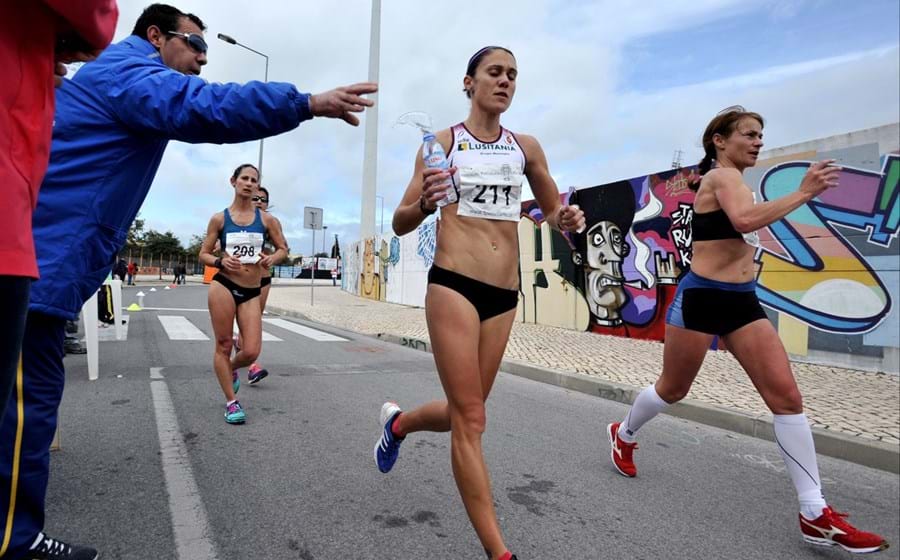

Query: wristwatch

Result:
[419,196,436,215]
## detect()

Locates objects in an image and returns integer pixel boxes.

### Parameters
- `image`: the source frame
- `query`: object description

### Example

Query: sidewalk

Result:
[266,285,900,469]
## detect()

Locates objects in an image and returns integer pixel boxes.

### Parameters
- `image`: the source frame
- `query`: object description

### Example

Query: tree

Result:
[329,234,341,259]
[127,216,145,248]
[142,229,184,256]
[185,234,206,257]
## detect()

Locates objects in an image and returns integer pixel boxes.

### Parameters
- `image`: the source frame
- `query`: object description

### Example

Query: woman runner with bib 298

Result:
[606,107,888,554]
[374,47,584,560]
[200,164,288,424]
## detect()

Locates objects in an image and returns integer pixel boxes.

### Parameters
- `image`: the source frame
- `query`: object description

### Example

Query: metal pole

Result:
[310,228,316,305]
[359,0,381,239]
[322,226,328,253]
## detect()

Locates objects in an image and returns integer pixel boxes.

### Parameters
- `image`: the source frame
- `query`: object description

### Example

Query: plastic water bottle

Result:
[422,133,457,207]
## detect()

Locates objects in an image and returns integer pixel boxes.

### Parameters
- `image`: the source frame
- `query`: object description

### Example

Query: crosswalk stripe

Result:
[262,331,283,342]
[158,315,210,341]
[263,318,348,342]
[232,319,283,342]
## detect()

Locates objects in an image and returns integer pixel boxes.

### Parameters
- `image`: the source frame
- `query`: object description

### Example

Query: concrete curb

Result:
[268,306,900,474]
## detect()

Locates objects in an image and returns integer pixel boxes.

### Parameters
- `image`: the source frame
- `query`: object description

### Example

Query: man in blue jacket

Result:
[0,4,376,559]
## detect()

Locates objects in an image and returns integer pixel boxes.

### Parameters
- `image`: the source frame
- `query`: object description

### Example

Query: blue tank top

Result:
[220,207,266,264]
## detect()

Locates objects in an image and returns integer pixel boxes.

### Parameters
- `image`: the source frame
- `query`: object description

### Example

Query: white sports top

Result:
[446,123,526,222]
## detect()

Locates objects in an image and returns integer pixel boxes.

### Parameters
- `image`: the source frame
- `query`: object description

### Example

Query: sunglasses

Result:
[251,196,268,203]
[716,104,746,116]
[166,31,208,54]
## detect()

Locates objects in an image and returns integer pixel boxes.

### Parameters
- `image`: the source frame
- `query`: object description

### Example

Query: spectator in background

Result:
[127,261,137,285]
[115,258,128,282]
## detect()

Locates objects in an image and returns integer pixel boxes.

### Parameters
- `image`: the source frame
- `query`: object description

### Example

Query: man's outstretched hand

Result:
[309,82,378,126]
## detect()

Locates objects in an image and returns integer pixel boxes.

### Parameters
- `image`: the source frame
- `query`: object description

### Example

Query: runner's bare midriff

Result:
[433,204,519,290]
[690,239,757,283]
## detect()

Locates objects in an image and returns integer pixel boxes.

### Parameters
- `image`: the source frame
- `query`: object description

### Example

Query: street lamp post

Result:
[217,33,269,176]
[322,225,328,253]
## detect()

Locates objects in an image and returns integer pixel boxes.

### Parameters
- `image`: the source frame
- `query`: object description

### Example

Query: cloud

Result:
[110,1,897,253]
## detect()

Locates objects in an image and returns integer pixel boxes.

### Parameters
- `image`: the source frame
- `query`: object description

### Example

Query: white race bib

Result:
[455,163,524,222]
[225,231,264,264]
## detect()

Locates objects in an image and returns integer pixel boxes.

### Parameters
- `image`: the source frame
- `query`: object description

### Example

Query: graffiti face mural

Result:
[584,220,630,324]
[575,182,635,326]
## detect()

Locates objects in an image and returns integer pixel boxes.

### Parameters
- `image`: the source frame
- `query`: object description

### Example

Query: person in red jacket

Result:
[0,2,117,559]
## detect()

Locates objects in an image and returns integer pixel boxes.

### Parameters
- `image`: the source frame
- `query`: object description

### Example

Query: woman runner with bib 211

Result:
[200,164,288,424]
[374,46,584,560]
[605,107,888,554]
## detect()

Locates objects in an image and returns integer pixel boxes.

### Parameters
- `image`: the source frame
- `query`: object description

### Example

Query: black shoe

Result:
[26,533,98,560]
[64,338,86,355]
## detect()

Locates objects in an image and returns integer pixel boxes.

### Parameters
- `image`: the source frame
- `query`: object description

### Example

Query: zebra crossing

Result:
[154,313,347,342]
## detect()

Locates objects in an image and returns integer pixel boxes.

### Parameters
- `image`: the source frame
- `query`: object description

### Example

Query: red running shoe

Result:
[800,506,889,554]
[607,422,638,478]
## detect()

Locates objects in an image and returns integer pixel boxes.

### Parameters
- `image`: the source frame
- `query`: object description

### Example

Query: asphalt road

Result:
[42,285,899,559]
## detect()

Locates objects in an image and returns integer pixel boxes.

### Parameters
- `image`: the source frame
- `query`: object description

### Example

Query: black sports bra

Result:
[692,208,742,241]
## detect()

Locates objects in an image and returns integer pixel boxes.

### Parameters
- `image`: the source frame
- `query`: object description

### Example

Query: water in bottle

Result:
[422,132,457,207]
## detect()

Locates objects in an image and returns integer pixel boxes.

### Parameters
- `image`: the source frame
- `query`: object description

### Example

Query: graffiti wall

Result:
[342,217,436,305]
[344,129,899,373]
[516,143,899,372]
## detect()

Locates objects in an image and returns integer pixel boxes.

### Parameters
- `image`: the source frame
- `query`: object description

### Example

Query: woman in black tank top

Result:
[605,109,887,553]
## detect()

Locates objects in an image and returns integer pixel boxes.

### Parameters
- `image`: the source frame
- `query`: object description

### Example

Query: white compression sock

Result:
[773,413,827,519]
[618,384,670,443]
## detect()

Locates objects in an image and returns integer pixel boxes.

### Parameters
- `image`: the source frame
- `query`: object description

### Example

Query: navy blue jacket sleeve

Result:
[106,60,312,144]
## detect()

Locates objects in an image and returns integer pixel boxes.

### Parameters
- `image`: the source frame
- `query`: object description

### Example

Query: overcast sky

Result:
[107,0,900,255]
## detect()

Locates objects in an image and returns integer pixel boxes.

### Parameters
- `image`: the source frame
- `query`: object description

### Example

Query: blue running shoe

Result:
[232,369,240,394]
[374,402,404,473]
[225,400,246,424]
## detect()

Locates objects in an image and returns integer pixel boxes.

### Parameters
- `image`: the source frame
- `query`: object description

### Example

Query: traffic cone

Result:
[128,291,145,311]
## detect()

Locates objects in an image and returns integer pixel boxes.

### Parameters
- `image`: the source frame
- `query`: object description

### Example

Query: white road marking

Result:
[232,319,283,342]
[150,373,218,559]
[158,315,210,341]
[140,307,210,312]
[262,318,348,342]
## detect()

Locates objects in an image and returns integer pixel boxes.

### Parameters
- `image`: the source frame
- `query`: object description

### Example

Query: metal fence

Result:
[117,252,204,277]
